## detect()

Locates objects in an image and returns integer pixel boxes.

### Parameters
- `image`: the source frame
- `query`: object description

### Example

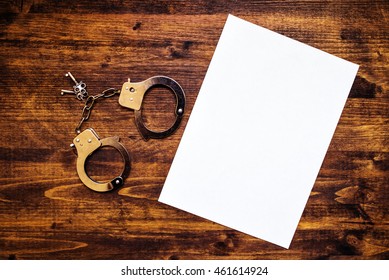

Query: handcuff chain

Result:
[75,88,120,134]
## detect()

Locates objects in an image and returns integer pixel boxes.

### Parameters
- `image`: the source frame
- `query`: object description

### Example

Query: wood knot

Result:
[340,28,362,41]
[348,76,379,98]
[132,22,142,31]
[166,41,194,59]
[182,41,194,50]
[346,235,361,247]
[335,186,374,205]
[210,233,236,256]
[168,255,180,260]
[345,234,389,256]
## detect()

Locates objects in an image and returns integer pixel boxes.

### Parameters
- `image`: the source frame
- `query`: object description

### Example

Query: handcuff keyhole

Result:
[141,85,177,132]
[85,146,123,183]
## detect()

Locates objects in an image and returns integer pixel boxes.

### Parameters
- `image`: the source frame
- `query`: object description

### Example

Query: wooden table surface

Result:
[0,0,388,260]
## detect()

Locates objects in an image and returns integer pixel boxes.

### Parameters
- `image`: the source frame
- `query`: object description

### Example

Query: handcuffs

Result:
[62,72,186,192]
[119,76,185,140]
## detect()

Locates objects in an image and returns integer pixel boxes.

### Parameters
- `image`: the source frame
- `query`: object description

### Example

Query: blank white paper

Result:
[159,14,359,248]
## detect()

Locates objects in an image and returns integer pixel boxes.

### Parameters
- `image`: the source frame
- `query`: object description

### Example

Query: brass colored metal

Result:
[119,76,186,140]
[119,78,147,111]
[73,128,131,192]
[62,73,186,191]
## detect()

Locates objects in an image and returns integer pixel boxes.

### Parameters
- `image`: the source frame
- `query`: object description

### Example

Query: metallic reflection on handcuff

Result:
[61,72,186,192]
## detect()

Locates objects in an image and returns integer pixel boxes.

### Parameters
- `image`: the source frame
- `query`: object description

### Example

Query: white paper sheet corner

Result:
[159,14,359,249]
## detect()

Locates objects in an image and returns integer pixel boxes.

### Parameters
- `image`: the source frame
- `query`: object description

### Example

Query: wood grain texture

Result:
[0,0,388,259]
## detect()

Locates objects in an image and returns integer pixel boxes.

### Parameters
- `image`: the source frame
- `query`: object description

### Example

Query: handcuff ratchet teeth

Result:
[72,128,131,192]
[119,76,186,140]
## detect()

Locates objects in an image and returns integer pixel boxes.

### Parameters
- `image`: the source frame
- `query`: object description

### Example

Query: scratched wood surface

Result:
[0,0,388,260]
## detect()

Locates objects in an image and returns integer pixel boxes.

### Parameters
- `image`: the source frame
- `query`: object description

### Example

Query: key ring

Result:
[71,128,131,192]
[119,76,186,140]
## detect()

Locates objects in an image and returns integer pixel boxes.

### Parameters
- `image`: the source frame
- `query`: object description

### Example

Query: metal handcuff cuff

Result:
[61,72,185,192]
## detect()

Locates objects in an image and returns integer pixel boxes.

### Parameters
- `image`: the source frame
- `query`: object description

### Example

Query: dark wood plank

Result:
[0,0,388,259]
